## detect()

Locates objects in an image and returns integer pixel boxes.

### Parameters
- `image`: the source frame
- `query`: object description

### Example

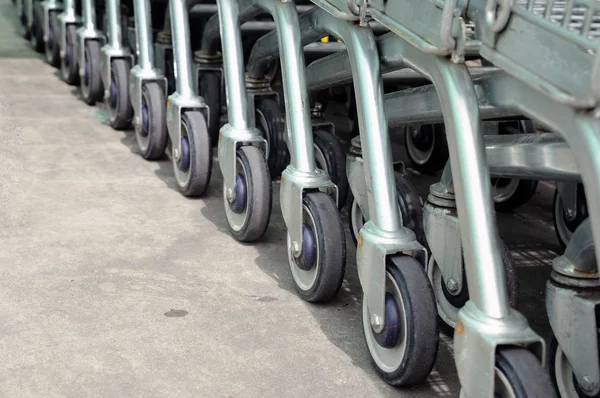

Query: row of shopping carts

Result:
[13,0,600,395]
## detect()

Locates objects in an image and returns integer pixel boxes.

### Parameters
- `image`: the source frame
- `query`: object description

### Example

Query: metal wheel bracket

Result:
[547,279,600,395]
[311,119,335,137]
[218,123,267,191]
[347,152,370,221]
[100,46,133,101]
[166,92,208,166]
[40,0,61,44]
[193,63,223,105]
[553,219,599,279]
[57,16,79,61]
[423,200,464,294]
[246,90,279,129]
[455,301,545,398]
[557,181,580,217]
[129,66,167,132]
[280,165,337,259]
[357,220,426,334]
[75,27,105,79]
[153,43,171,79]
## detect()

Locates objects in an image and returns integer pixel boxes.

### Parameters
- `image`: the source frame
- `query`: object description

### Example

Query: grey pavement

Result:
[0,1,558,396]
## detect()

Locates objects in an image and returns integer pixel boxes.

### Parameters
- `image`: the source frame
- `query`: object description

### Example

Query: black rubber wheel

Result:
[494,347,556,397]
[255,98,288,178]
[106,58,133,130]
[198,72,221,146]
[223,146,272,242]
[493,121,539,212]
[428,238,519,335]
[348,174,425,246]
[61,24,79,85]
[80,39,104,105]
[164,49,175,96]
[313,129,348,211]
[363,255,439,386]
[404,124,449,175]
[30,2,44,52]
[549,336,600,398]
[45,10,60,67]
[135,82,168,160]
[288,191,346,303]
[173,111,213,197]
[553,185,588,250]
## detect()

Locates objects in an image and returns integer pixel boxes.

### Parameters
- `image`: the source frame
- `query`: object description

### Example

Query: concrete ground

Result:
[0,1,560,396]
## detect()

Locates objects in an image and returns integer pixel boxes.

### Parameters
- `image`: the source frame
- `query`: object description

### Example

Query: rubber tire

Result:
[198,72,221,146]
[494,347,556,397]
[548,336,600,398]
[553,186,588,250]
[137,82,168,160]
[493,121,539,212]
[45,11,60,67]
[404,124,449,175]
[364,255,439,386]
[348,174,425,246]
[291,192,346,303]
[255,98,288,178]
[176,111,213,197]
[30,3,44,53]
[313,129,349,211]
[108,58,133,130]
[226,146,273,242]
[80,40,104,105]
[61,24,79,85]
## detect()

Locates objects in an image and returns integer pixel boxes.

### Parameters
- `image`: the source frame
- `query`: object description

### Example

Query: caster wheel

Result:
[135,82,168,160]
[494,347,556,397]
[80,40,104,105]
[363,255,438,386]
[313,129,348,211]
[223,146,272,242]
[549,336,600,397]
[61,24,79,85]
[45,11,60,66]
[427,238,519,335]
[164,50,176,96]
[287,191,346,303]
[198,72,221,146]
[173,111,212,197]
[255,98,288,178]
[554,185,588,249]
[106,58,133,130]
[30,4,44,53]
[349,174,425,246]
[404,124,449,175]
[493,121,538,212]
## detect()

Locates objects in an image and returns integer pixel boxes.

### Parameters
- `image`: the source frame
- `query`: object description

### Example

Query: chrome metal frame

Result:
[40,0,62,49]
[100,0,133,104]
[57,0,79,66]
[76,0,104,82]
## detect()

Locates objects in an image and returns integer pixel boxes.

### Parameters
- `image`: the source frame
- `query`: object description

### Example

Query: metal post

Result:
[169,0,194,98]
[132,0,153,70]
[82,0,96,30]
[105,0,121,49]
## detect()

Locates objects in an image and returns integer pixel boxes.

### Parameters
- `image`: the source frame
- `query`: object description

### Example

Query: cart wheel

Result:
[106,58,133,130]
[45,11,60,67]
[554,185,588,249]
[549,336,600,398]
[136,82,168,160]
[198,72,221,146]
[61,24,79,85]
[173,111,212,197]
[80,40,104,105]
[255,98,288,178]
[404,124,449,175]
[223,146,272,242]
[493,121,538,212]
[30,3,44,52]
[164,50,175,96]
[363,255,438,386]
[494,347,556,397]
[427,238,519,335]
[313,129,348,210]
[287,191,346,303]
[348,174,425,246]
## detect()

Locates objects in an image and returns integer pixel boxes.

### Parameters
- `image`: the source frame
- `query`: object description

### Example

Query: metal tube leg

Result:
[431,60,510,319]
[105,0,121,49]
[169,0,194,99]
[215,0,248,130]
[132,0,154,69]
